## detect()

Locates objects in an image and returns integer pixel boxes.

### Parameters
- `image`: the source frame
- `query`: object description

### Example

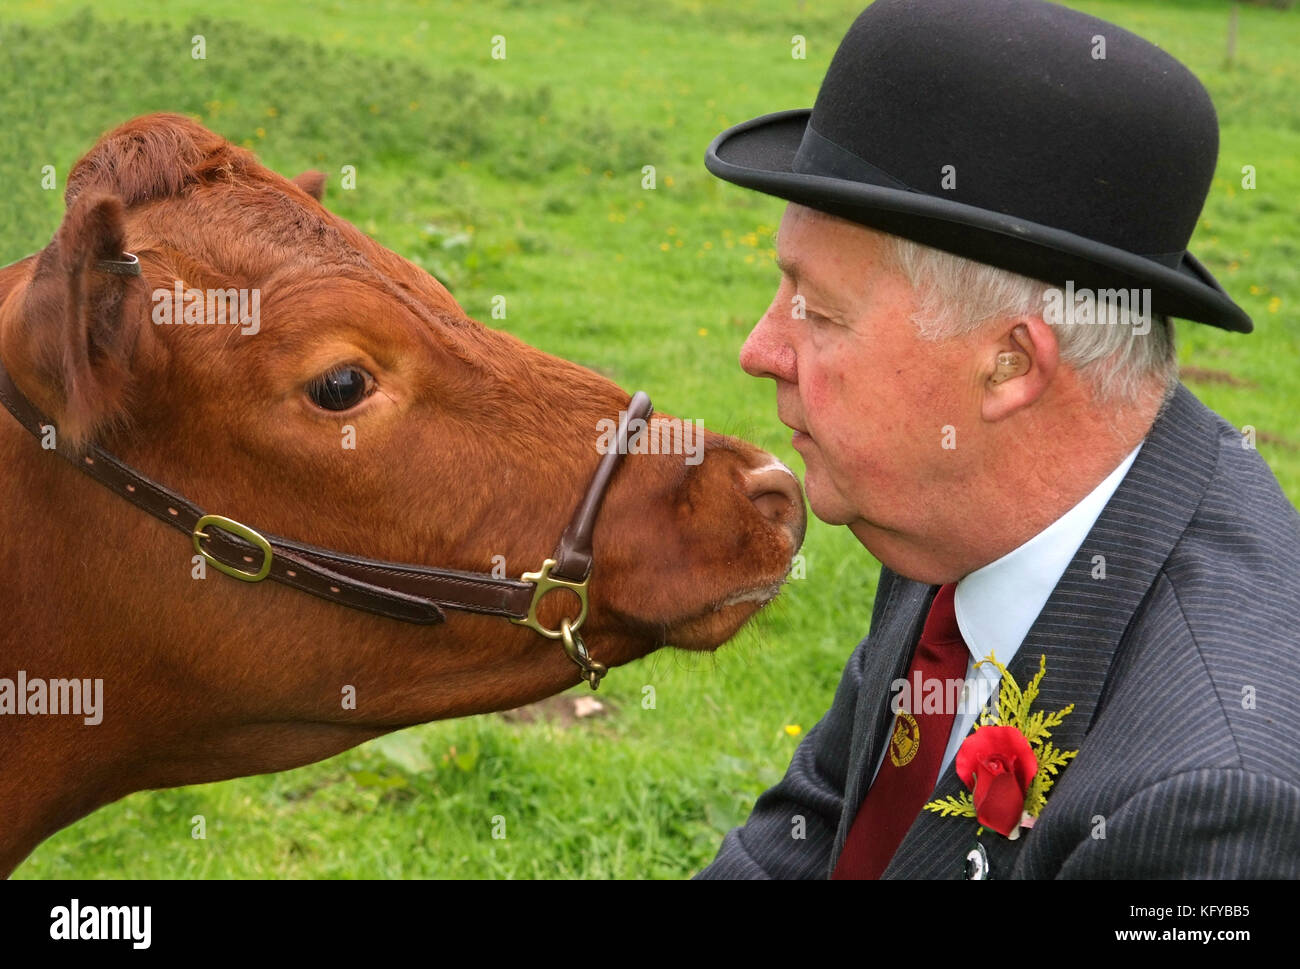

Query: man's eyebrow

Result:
[775,252,834,301]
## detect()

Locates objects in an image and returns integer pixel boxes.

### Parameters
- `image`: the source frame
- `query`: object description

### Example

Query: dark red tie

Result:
[832,583,969,879]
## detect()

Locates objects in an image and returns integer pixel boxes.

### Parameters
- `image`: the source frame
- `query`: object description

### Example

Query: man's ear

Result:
[291,170,326,201]
[980,318,1058,422]
[12,191,152,449]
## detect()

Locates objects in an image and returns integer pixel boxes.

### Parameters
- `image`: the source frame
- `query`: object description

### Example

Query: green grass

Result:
[4,0,1297,878]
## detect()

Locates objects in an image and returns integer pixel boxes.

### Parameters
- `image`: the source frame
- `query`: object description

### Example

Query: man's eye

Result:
[307,366,373,411]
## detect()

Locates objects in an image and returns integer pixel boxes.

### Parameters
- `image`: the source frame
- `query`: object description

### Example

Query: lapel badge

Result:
[889,710,921,767]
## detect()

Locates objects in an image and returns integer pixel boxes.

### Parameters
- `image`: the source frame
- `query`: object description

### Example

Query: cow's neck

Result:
[0,730,130,877]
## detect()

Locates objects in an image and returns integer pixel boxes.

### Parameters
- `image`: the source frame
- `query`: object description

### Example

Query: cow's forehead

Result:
[69,115,357,267]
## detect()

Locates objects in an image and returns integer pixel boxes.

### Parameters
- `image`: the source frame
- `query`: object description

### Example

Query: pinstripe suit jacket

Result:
[699,384,1300,878]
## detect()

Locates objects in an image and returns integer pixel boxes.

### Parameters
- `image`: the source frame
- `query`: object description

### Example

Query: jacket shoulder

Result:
[1153,406,1300,775]
[1014,408,1300,876]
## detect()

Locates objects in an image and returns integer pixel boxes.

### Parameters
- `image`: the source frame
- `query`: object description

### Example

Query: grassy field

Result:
[3,0,1296,878]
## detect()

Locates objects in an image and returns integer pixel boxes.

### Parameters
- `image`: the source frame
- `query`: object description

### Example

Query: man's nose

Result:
[739,311,796,382]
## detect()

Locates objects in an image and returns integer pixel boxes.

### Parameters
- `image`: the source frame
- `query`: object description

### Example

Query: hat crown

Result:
[807,0,1219,259]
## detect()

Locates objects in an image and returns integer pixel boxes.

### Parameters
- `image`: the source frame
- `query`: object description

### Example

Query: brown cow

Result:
[0,114,805,876]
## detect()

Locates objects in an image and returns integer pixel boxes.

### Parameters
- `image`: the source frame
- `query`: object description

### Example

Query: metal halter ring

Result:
[512,558,589,639]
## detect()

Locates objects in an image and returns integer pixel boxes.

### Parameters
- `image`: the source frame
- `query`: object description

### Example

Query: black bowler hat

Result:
[706,0,1251,333]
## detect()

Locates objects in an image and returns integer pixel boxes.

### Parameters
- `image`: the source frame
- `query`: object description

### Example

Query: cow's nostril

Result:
[751,490,789,521]
[740,461,807,548]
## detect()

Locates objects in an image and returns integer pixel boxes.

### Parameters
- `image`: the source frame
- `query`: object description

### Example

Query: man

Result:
[697,0,1300,879]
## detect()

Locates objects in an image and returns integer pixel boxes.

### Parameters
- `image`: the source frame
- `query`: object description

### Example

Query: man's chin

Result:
[803,478,858,527]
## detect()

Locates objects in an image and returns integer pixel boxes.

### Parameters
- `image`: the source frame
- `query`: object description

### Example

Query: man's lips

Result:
[779,415,809,436]
[782,419,812,446]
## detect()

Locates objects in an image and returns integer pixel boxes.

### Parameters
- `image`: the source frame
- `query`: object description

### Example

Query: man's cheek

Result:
[823,351,854,397]
[808,426,863,493]
[801,375,847,435]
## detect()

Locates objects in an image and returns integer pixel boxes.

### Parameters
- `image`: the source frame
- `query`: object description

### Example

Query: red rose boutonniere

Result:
[924,655,1079,840]
[955,725,1038,837]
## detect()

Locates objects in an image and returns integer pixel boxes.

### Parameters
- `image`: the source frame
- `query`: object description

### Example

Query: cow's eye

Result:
[308,366,373,411]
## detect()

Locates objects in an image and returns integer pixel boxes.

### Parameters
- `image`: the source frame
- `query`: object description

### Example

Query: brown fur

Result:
[0,114,804,875]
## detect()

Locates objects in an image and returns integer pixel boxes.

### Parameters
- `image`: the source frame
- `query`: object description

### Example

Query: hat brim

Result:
[706,109,1252,333]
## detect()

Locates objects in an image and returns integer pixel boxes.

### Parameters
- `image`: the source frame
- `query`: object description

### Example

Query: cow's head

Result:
[0,115,804,814]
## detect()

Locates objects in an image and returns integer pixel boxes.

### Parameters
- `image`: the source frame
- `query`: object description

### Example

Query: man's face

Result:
[739,203,981,564]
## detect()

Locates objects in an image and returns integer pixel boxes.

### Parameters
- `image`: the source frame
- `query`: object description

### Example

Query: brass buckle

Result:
[512,558,589,639]
[193,514,273,582]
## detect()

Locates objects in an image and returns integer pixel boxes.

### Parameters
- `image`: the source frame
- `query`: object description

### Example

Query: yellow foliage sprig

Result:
[980,654,1078,819]
[925,654,1079,826]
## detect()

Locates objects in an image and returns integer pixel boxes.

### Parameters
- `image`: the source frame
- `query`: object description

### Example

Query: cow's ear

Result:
[291,170,326,201]
[11,191,152,449]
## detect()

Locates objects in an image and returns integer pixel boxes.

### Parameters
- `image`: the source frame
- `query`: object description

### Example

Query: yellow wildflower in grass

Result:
[702,241,713,250]
[667,226,677,235]
[660,242,671,252]
[665,175,675,187]
[698,328,708,337]
[255,127,265,138]
[675,238,684,247]
[1268,297,1281,313]
[784,725,802,737]
[265,107,278,117]
[1250,285,1262,295]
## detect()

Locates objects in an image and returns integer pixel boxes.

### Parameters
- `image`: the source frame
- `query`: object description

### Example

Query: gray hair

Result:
[885,235,1178,406]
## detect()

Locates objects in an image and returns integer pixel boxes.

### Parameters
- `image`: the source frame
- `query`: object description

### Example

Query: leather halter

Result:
[0,252,652,689]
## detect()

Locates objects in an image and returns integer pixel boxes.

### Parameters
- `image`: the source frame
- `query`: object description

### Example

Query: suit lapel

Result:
[830,574,938,866]
[873,385,1220,878]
